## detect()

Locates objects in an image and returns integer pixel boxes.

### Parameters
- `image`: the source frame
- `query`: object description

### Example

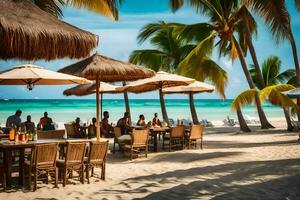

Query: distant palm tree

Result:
[233,56,297,130]
[129,22,228,123]
[32,0,121,20]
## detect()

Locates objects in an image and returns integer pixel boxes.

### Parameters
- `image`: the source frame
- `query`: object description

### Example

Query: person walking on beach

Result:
[152,113,161,127]
[6,110,22,129]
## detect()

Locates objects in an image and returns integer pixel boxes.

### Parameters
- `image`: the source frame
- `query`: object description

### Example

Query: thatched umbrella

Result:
[0,64,91,89]
[121,71,195,124]
[58,53,155,141]
[64,81,122,120]
[162,81,215,124]
[0,0,97,60]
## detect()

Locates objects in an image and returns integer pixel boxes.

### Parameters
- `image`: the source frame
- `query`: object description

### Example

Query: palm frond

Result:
[174,23,213,43]
[245,0,290,43]
[275,69,296,83]
[33,0,64,18]
[169,0,184,12]
[249,65,264,89]
[178,55,228,98]
[260,84,297,109]
[129,49,167,72]
[67,0,121,20]
[231,89,258,110]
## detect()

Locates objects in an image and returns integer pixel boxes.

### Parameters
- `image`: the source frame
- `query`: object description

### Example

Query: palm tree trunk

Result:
[283,107,293,131]
[236,106,251,132]
[244,20,266,88]
[159,88,169,124]
[122,81,131,125]
[233,37,274,129]
[189,93,199,124]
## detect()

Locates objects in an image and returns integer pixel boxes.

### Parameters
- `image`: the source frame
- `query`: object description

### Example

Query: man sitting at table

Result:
[137,114,147,127]
[39,112,54,131]
[101,111,113,138]
[152,113,161,127]
[24,115,35,132]
[6,110,22,129]
[73,117,85,138]
[117,112,132,135]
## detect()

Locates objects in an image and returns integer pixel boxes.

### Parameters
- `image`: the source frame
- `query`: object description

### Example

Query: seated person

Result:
[39,112,55,131]
[116,112,132,135]
[24,115,35,132]
[6,110,22,129]
[101,111,113,138]
[88,117,97,138]
[137,114,147,127]
[73,117,85,138]
[152,113,161,127]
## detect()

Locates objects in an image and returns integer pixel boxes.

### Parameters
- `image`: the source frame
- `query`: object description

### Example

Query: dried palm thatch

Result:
[58,53,155,81]
[0,0,97,60]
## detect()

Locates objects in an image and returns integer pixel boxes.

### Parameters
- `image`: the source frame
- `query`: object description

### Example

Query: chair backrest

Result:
[170,126,185,138]
[113,127,122,138]
[33,143,58,168]
[132,129,148,146]
[64,124,76,137]
[88,141,109,164]
[190,125,204,139]
[65,142,86,165]
[37,130,65,139]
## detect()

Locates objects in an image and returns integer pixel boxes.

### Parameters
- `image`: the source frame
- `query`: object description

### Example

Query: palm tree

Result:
[171,0,273,129]
[32,0,121,20]
[234,56,297,130]
[129,22,228,123]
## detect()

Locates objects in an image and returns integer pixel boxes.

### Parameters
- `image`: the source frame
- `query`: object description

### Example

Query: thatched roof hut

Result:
[58,53,155,81]
[0,0,97,60]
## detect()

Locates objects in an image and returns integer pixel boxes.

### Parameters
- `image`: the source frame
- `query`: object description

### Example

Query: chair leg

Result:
[113,142,116,154]
[86,165,90,184]
[101,163,105,180]
[63,167,67,187]
[54,168,58,188]
[91,167,94,177]
[81,166,84,184]
[201,138,203,150]
[33,170,37,191]
[28,167,32,191]
[145,146,148,158]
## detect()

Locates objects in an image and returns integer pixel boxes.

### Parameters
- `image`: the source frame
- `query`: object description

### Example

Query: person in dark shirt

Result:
[117,112,131,135]
[101,111,113,138]
[6,110,22,128]
[24,115,35,132]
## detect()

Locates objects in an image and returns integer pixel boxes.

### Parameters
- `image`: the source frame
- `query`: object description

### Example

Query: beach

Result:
[1,123,299,199]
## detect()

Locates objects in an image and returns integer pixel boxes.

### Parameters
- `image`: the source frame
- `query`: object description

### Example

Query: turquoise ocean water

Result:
[0,99,284,126]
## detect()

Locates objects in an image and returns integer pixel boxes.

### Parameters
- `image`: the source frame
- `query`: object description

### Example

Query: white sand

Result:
[1,119,299,199]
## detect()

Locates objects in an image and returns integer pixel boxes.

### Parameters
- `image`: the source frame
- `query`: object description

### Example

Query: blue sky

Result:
[0,0,299,100]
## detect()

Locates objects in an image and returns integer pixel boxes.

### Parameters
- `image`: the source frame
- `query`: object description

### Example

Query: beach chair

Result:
[244,115,260,124]
[64,123,77,138]
[24,143,58,191]
[56,142,86,187]
[163,126,185,151]
[223,116,238,127]
[201,119,214,127]
[84,141,108,183]
[124,129,149,160]
[186,125,204,149]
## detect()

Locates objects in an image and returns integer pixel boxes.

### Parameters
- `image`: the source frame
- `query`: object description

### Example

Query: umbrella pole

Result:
[101,93,103,121]
[189,92,199,125]
[96,77,101,141]
[159,88,169,125]
[123,81,131,125]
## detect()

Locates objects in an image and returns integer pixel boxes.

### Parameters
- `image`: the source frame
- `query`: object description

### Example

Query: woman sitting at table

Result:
[117,112,132,135]
[73,117,85,138]
[101,111,114,138]
[137,114,147,127]
[152,113,161,127]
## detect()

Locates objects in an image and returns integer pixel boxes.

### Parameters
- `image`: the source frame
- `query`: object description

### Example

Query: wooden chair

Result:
[163,126,185,151]
[186,125,204,149]
[84,141,108,183]
[113,127,122,153]
[56,142,86,187]
[124,129,148,160]
[37,130,65,139]
[64,124,77,138]
[24,143,58,191]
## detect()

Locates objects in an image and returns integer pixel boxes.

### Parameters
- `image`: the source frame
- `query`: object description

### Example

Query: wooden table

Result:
[150,127,170,152]
[0,138,97,190]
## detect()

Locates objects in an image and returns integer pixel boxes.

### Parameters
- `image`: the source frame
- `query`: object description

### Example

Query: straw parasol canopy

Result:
[58,53,155,141]
[162,81,215,124]
[121,71,195,124]
[64,81,120,96]
[0,64,91,90]
[0,0,97,60]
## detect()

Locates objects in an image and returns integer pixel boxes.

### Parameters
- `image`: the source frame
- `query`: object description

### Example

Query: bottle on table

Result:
[9,127,15,141]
